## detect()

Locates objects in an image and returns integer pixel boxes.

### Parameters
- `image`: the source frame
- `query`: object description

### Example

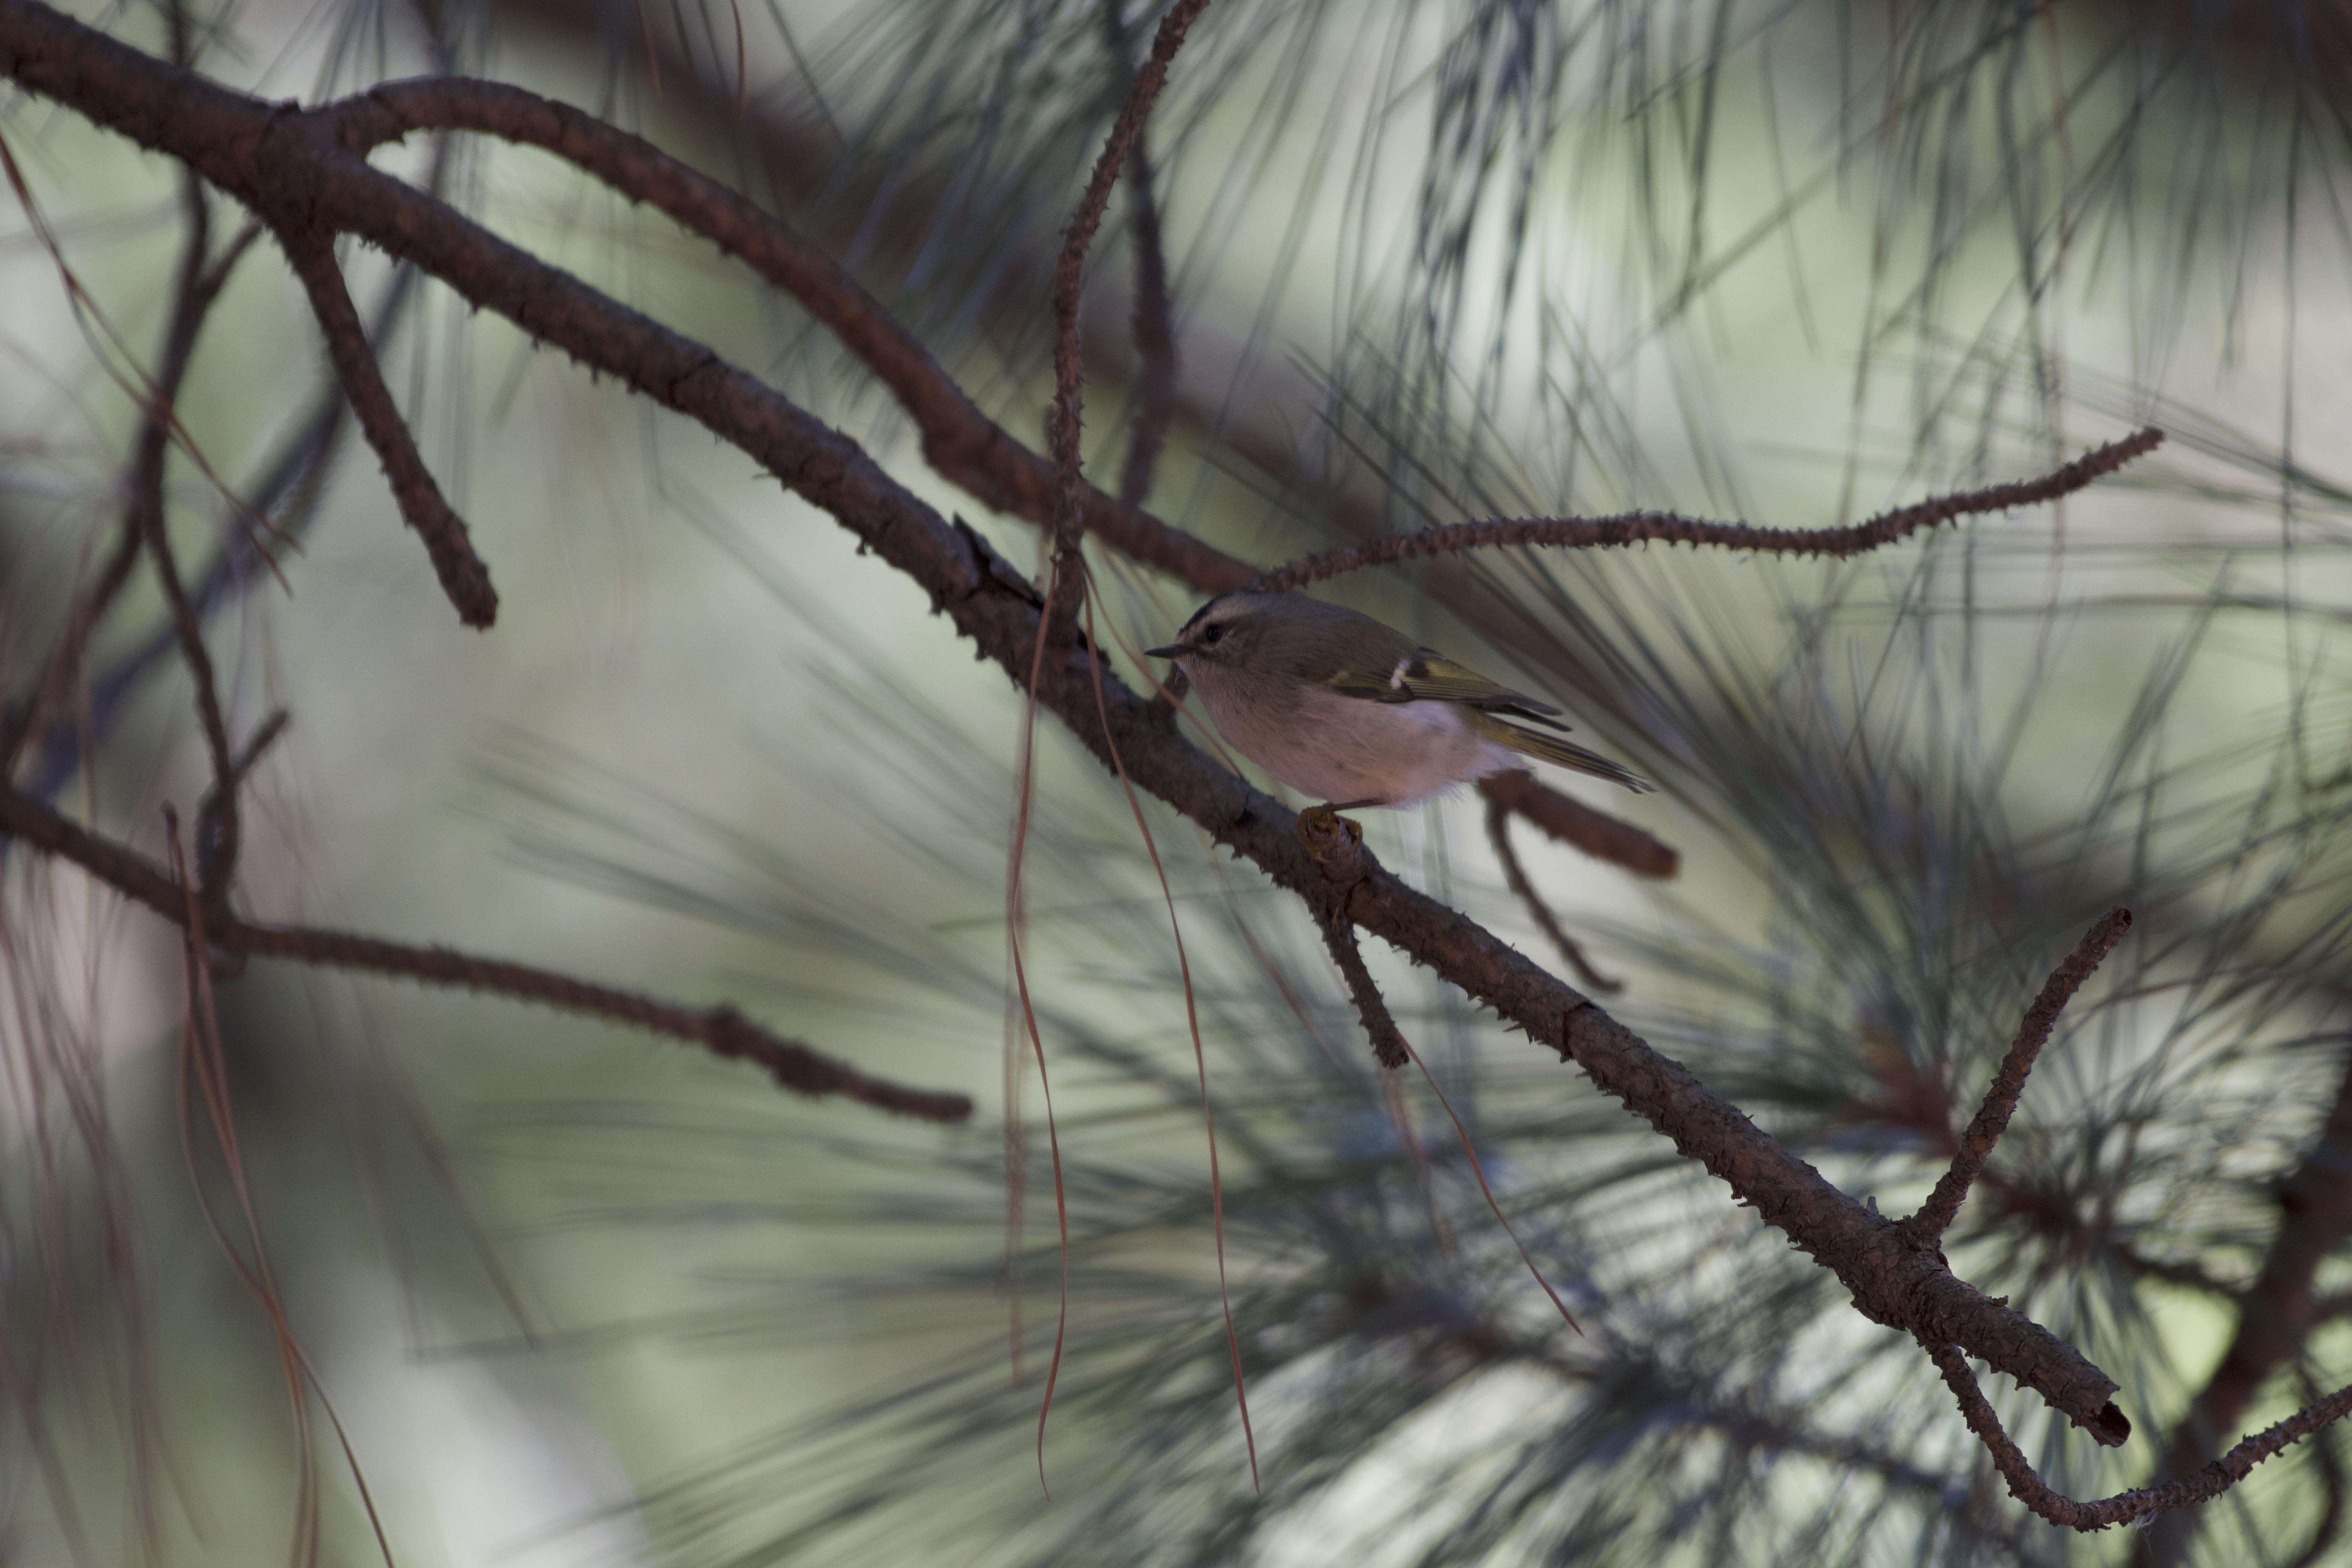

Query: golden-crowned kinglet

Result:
[1148,590,1652,809]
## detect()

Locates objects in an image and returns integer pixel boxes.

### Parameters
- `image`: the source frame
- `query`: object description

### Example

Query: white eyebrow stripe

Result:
[1389,657,1411,690]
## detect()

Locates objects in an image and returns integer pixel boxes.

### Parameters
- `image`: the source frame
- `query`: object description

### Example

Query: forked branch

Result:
[1927,1342,2352,1531]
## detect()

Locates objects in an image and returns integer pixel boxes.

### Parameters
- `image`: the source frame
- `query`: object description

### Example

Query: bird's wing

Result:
[1319,648,1569,728]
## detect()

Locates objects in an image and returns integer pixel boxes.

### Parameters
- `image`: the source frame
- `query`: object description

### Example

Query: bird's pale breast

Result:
[1188,666,1512,806]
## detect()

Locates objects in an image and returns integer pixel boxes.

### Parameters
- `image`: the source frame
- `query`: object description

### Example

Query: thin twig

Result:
[1484,793,1621,994]
[1315,898,1408,1069]
[1245,429,2165,594]
[129,152,243,899]
[162,808,400,1568]
[0,780,971,1123]
[142,481,240,902]
[1047,0,1209,632]
[1477,769,1679,880]
[0,154,253,779]
[1926,1341,2352,1531]
[0,127,295,575]
[1079,591,1258,1492]
[195,706,288,888]
[1394,1030,1582,1335]
[2290,1367,2348,1568]
[1902,909,2132,1245]
[1103,0,1178,510]
[279,231,497,627]
[19,252,426,806]
[134,158,242,904]
[1114,125,1176,510]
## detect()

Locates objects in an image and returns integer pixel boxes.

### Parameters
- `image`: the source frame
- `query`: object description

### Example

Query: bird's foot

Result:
[1297,804,1363,864]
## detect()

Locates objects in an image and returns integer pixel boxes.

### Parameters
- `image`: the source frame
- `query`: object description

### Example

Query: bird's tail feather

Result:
[1476,716,1655,794]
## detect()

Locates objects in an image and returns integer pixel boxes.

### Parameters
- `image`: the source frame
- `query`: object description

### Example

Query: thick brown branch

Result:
[1902,909,2132,1245]
[0,0,2134,1443]
[1927,1342,2352,1531]
[1484,793,1621,994]
[1245,429,2165,594]
[342,38,1667,905]
[331,74,1256,595]
[326,69,1665,909]
[279,232,497,627]
[0,779,971,1123]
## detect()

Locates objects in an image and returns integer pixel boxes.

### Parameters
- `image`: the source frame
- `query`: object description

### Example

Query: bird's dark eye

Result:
[1201,623,1225,645]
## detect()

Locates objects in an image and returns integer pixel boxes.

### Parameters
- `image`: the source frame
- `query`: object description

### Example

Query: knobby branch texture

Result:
[1929,1343,2352,1532]
[0,779,971,1122]
[1044,0,1210,631]
[1904,909,2135,1246]
[1245,426,2166,594]
[280,229,497,626]
[14,0,2337,1520]
[327,60,1659,878]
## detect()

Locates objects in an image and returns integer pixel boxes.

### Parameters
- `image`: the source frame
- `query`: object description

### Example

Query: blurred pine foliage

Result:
[8,2,2352,1565]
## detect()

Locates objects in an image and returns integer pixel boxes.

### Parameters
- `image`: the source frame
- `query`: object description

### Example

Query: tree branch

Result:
[1046,0,1209,632]
[1485,791,1622,994]
[323,70,1693,898]
[0,0,2142,1445]
[329,74,1258,595]
[1475,768,1679,881]
[1316,904,1408,1071]
[20,252,424,805]
[2133,1037,2352,1564]
[1926,1341,2352,1531]
[279,231,497,627]
[1902,909,2133,1246]
[1245,429,2165,595]
[1092,0,1191,517]
[1112,121,1176,511]
[483,5,1684,935]
[0,149,252,779]
[0,778,971,1123]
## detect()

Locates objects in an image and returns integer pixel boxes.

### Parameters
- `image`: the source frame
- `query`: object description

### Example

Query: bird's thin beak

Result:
[1144,644,1184,659]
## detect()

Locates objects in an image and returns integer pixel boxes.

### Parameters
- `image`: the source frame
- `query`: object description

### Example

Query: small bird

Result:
[1147,590,1652,813]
